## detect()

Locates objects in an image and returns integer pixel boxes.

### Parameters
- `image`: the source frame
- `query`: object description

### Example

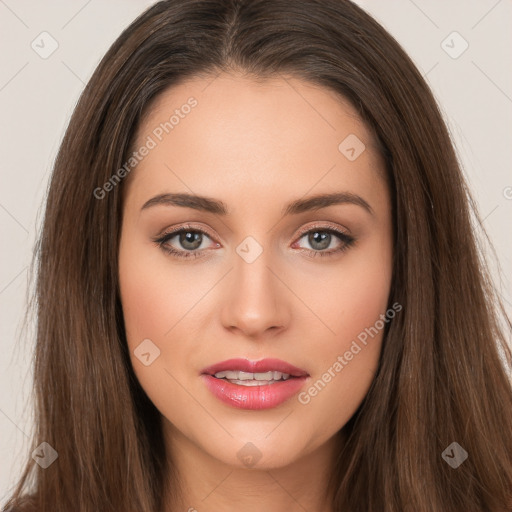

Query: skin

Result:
[118,72,393,512]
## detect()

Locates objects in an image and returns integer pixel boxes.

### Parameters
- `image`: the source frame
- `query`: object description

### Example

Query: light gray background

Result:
[1,0,511,501]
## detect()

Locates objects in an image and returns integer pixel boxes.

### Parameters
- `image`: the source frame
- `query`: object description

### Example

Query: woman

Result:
[3,0,512,511]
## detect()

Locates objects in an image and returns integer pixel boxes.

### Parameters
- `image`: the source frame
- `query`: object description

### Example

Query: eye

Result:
[293,226,355,258]
[153,225,219,260]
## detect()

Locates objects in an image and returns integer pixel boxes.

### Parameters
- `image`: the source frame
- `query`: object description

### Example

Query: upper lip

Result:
[201,358,309,377]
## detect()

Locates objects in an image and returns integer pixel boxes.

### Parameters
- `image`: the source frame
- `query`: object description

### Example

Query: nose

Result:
[220,246,290,338]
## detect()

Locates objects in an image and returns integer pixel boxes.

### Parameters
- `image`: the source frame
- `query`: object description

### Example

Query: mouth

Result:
[201,358,309,410]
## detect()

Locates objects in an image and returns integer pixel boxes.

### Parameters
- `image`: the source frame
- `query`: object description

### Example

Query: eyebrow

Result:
[140,191,373,216]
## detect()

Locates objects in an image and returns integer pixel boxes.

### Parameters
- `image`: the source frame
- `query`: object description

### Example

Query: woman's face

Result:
[119,73,393,469]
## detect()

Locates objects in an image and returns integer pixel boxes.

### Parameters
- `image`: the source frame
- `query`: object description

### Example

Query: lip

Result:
[201,358,309,377]
[201,358,309,410]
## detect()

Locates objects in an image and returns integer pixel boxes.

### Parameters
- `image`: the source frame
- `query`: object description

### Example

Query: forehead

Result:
[124,73,386,211]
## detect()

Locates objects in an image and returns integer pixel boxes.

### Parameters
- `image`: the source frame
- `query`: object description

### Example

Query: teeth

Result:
[254,371,274,380]
[213,370,292,381]
[228,379,275,386]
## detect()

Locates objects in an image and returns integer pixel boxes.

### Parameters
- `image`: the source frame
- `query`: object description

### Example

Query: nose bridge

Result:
[235,242,273,297]
[220,235,287,335]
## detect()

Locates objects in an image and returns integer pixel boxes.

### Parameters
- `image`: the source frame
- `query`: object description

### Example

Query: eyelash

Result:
[152,223,356,260]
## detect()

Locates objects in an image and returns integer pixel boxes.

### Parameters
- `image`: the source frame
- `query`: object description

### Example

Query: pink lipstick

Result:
[201,358,309,410]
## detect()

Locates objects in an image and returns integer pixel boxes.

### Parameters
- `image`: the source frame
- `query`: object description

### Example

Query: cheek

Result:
[119,234,200,345]
[118,231,217,381]
[292,234,392,355]
[118,237,194,416]
[293,234,392,423]
[119,259,170,345]
[118,240,179,411]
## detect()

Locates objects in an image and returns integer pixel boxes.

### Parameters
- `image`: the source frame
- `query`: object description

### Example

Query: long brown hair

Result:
[4,1,512,511]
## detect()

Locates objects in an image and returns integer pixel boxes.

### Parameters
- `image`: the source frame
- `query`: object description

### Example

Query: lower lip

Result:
[202,375,308,410]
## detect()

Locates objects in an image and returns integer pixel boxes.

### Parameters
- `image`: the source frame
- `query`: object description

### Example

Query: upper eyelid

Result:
[295,222,350,237]
[157,224,216,242]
